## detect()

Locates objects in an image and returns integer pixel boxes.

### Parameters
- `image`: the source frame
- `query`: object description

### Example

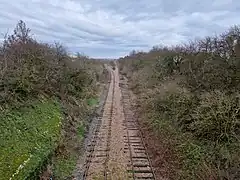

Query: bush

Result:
[190,91,240,143]
[118,25,240,179]
[0,20,93,108]
[149,90,240,179]
[151,91,198,131]
[0,20,105,179]
[152,89,240,143]
[181,53,240,92]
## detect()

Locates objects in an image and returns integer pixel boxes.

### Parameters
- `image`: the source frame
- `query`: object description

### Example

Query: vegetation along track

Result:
[82,64,155,180]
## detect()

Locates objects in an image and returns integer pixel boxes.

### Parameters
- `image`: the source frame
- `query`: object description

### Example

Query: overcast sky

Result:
[0,0,239,58]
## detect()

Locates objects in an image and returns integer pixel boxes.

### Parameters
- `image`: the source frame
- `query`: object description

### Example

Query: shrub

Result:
[0,20,94,108]
[190,91,240,143]
[118,25,240,176]
[0,20,104,179]
[181,53,240,92]
[152,91,199,131]
[149,90,240,179]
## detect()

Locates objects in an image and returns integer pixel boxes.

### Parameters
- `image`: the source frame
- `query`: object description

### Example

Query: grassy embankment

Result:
[0,20,108,179]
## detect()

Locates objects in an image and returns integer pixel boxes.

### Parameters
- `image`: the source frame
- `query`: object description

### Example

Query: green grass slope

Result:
[0,100,62,180]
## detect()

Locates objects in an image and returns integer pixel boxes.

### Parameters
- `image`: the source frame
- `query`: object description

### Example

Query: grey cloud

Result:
[0,0,240,58]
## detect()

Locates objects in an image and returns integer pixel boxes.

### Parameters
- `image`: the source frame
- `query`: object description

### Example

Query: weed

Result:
[87,97,99,107]
[77,125,85,139]
[53,155,76,180]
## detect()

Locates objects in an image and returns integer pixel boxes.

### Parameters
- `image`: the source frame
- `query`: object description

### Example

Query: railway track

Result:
[82,66,155,180]
[83,68,115,180]
[121,76,156,180]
